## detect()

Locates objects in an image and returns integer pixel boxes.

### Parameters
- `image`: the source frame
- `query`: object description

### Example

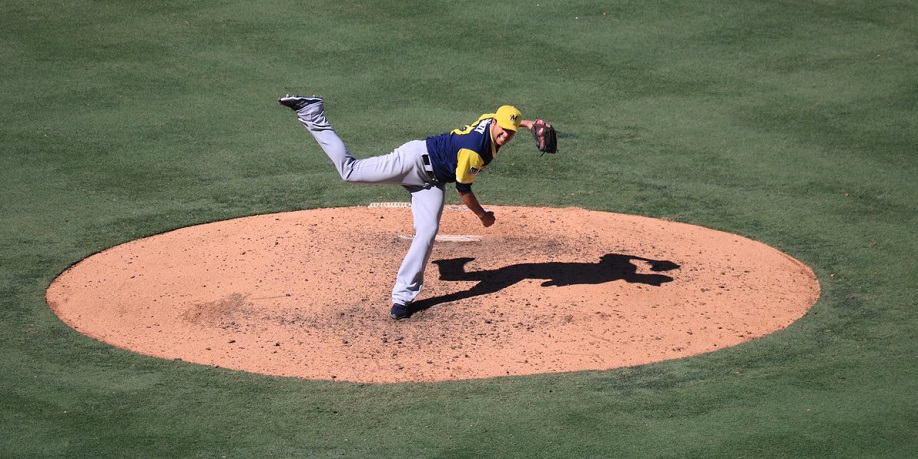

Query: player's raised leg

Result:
[279,94,356,178]
[279,95,429,186]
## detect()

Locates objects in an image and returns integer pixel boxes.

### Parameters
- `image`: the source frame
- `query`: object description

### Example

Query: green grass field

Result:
[2,0,916,456]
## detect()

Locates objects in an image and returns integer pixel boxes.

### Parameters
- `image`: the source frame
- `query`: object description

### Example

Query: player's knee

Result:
[338,165,358,182]
[414,225,440,242]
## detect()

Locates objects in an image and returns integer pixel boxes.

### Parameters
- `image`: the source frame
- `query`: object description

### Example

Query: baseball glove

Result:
[530,119,557,154]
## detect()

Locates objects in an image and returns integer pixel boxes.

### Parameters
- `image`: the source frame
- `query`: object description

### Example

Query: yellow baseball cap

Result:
[495,105,522,132]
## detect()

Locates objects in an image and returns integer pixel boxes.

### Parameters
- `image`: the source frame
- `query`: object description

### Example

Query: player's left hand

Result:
[530,119,557,154]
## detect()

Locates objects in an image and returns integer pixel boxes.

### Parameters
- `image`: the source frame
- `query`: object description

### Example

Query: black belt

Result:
[421,154,438,183]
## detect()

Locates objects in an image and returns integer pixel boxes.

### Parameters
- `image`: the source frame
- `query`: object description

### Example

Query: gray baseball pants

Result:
[306,128,446,306]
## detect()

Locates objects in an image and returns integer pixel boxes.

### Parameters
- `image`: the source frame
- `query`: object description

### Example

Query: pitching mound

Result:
[47,205,819,383]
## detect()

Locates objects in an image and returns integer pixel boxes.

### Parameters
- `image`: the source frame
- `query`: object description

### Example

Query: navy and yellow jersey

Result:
[425,113,500,193]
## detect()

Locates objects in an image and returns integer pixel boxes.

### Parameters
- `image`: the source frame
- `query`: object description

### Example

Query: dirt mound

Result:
[47,206,819,382]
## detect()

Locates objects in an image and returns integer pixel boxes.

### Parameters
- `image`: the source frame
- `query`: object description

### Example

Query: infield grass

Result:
[2,0,916,457]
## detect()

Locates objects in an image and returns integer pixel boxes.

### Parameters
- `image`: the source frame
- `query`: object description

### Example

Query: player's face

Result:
[492,122,516,146]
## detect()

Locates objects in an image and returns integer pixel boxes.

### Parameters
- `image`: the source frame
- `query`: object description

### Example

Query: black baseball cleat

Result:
[390,303,410,320]
[278,94,323,111]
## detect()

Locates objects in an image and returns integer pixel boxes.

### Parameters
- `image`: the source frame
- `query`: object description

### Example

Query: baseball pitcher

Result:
[279,94,556,319]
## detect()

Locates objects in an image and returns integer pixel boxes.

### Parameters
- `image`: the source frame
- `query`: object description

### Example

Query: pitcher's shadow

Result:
[408,253,680,317]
